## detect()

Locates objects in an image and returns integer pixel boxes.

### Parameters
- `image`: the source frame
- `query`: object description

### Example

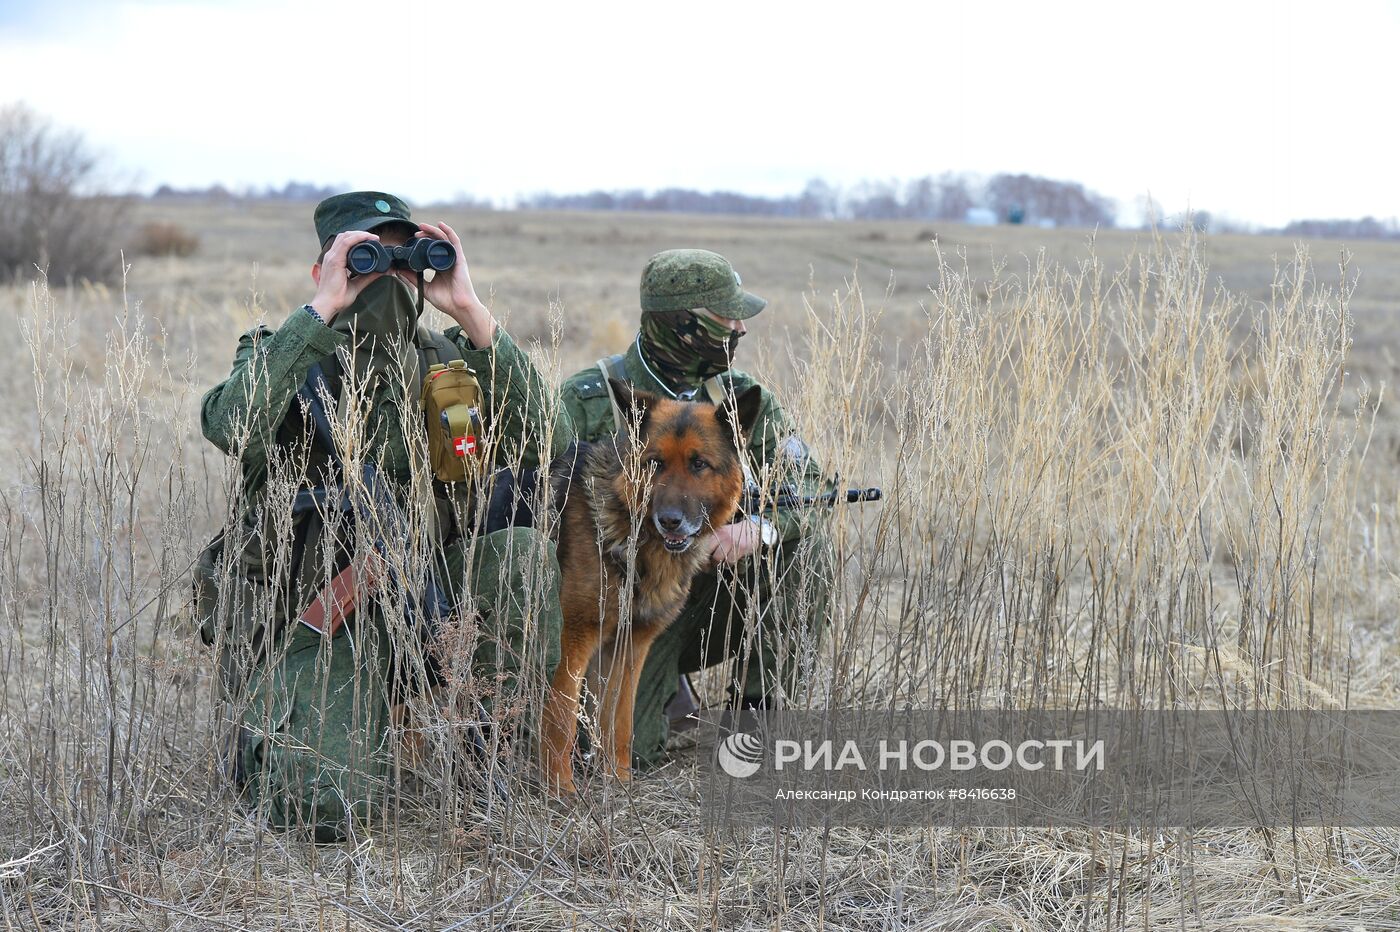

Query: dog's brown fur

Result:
[541,379,763,794]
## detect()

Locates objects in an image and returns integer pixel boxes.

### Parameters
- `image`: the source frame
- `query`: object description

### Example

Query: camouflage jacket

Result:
[201,305,571,501]
[558,336,826,544]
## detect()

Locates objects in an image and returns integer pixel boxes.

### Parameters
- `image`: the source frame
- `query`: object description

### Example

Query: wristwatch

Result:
[748,514,779,546]
[301,303,325,324]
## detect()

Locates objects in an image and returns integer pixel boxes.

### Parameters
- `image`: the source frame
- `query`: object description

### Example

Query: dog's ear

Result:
[715,384,765,442]
[611,378,657,431]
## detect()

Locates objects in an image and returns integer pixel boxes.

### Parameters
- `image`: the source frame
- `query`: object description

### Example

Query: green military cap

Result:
[313,191,416,245]
[640,249,767,319]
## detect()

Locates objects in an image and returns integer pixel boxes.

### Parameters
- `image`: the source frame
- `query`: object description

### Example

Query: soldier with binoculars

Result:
[198,191,571,842]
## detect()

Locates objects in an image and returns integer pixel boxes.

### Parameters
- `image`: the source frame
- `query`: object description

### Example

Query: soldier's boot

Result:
[664,674,702,733]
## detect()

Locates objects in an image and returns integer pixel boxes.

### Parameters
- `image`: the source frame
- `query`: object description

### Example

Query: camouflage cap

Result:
[639,249,767,319]
[313,191,416,245]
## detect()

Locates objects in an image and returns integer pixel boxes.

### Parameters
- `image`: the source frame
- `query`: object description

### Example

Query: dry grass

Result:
[2,202,1399,930]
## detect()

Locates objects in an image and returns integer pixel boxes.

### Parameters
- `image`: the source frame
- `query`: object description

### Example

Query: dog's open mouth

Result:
[661,532,694,553]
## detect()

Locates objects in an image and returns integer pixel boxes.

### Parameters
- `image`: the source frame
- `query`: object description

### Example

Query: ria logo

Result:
[715,732,764,778]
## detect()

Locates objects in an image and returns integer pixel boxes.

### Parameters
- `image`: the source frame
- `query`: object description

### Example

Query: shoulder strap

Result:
[401,332,421,397]
[298,361,343,467]
[416,324,440,365]
[702,373,759,487]
[416,323,460,372]
[414,324,470,408]
[596,354,628,433]
[416,322,466,364]
[701,373,727,407]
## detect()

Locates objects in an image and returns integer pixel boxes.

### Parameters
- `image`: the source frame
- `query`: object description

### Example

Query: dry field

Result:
[3,199,1400,930]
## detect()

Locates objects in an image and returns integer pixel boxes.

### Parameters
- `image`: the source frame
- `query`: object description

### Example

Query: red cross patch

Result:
[454,435,477,457]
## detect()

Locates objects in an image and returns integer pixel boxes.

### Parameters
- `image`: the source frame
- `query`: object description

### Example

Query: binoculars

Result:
[346,238,456,276]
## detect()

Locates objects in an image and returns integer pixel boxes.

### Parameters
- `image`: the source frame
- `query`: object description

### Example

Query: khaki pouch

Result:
[422,359,486,483]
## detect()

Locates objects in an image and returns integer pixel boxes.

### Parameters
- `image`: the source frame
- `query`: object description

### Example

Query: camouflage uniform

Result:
[558,249,833,769]
[199,192,570,841]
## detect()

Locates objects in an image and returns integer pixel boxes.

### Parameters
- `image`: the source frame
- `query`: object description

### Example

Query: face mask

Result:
[331,275,421,384]
[691,310,741,344]
[639,309,741,389]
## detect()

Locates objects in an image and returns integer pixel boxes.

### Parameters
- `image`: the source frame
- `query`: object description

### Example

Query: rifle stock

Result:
[298,552,385,637]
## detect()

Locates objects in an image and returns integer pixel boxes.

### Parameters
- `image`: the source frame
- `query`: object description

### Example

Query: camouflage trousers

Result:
[629,530,834,770]
[235,527,562,842]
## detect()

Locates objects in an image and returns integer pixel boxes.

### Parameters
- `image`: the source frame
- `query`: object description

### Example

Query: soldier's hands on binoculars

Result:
[395,222,497,348]
[311,230,386,323]
[309,223,496,346]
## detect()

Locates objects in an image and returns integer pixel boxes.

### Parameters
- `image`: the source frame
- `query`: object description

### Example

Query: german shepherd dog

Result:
[541,378,763,794]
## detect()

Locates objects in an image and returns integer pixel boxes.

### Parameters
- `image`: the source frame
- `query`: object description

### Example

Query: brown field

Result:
[3,200,1400,930]
[107,199,1400,375]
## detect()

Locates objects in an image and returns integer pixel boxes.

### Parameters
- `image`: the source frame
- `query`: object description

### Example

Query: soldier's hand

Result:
[311,230,385,323]
[705,520,763,566]
[397,221,498,347]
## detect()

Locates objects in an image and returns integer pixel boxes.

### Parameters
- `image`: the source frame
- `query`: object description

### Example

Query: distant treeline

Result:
[147,178,1400,241]
[150,174,1115,228]
[153,181,342,202]
[1275,216,1400,241]
[518,174,1119,228]
[153,180,497,209]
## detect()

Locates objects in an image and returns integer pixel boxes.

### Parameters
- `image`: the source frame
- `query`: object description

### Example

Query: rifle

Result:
[740,484,883,514]
[294,463,422,637]
[293,362,447,638]
[734,483,881,545]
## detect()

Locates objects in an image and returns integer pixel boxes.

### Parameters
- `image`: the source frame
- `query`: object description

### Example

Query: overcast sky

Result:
[1,0,1394,227]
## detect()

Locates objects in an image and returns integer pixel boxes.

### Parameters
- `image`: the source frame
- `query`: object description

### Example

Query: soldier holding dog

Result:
[559,249,834,769]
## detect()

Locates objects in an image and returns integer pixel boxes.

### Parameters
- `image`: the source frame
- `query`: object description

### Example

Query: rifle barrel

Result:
[747,486,883,510]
